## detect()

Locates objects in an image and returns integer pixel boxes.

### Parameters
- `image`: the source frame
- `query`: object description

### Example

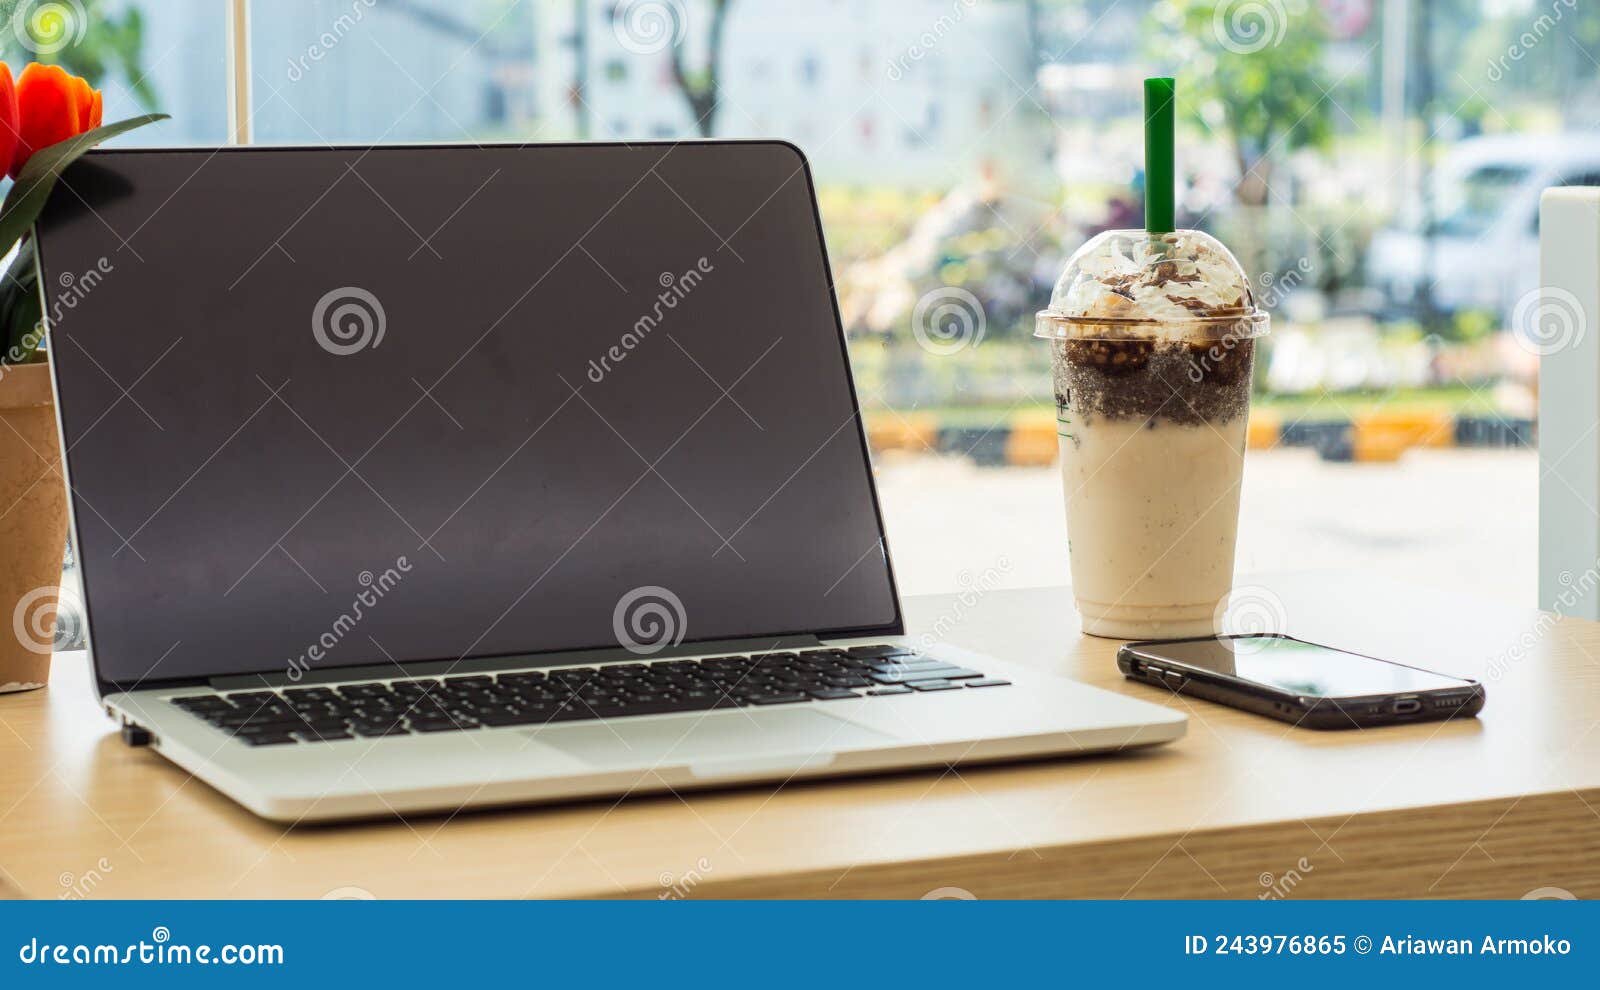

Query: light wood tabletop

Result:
[1,570,1596,900]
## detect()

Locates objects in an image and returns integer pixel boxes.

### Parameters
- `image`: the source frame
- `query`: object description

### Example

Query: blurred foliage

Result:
[0,0,153,107]
[1149,0,1334,206]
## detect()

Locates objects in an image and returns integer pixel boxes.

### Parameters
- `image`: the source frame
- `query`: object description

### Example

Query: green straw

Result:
[1144,76,1175,234]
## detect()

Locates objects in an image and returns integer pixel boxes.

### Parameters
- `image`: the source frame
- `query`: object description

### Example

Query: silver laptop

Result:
[37,141,1183,823]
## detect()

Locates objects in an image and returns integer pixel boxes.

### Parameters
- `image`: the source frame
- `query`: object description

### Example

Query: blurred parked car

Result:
[1367,134,1600,323]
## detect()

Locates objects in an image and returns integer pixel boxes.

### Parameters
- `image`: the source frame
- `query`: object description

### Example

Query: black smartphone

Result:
[1117,634,1485,729]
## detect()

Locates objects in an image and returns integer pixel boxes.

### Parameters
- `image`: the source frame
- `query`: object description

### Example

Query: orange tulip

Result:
[0,65,17,183]
[9,63,103,180]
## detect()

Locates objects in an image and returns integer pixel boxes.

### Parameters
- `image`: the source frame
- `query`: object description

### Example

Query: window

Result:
[798,54,819,87]
[4,0,229,651]
[19,0,1577,611]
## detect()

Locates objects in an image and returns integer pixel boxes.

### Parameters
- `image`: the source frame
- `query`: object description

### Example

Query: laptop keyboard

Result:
[168,645,1011,746]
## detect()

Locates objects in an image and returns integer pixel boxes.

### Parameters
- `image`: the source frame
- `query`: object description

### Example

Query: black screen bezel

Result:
[35,140,906,697]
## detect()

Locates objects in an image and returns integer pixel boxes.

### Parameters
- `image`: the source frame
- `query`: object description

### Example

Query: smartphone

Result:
[1117,634,1485,729]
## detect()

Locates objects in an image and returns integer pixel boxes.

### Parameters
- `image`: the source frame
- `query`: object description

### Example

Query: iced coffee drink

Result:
[1035,230,1266,639]
[1034,76,1268,639]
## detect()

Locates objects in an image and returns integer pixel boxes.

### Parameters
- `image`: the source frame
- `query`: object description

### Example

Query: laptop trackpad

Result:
[528,708,894,777]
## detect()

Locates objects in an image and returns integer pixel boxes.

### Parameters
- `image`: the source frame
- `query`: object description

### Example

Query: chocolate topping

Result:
[1052,337,1254,426]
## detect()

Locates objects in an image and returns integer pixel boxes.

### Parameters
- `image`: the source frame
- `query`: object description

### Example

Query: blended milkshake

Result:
[1036,228,1265,638]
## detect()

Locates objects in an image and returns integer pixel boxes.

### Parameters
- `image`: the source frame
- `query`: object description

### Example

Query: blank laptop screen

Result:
[37,143,900,685]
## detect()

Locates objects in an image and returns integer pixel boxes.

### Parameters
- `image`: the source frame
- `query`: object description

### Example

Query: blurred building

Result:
[537,0,1048,186]
[100,0,534,145]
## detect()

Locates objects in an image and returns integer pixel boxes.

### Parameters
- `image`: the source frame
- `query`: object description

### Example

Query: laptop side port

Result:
[120,722,154,747]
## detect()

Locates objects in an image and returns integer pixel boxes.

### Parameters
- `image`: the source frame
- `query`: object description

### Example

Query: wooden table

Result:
[2,571,1596,900]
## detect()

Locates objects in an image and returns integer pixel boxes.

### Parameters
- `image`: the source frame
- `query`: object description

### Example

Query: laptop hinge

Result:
[206,634,826,691]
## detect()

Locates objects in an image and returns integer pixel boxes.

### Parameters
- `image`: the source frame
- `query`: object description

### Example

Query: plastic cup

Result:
[1034,228,1268,639]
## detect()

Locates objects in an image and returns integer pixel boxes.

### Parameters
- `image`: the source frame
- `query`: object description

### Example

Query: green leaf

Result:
[6,278,43,364]
[1,238,41,362]
[0,112,170,256]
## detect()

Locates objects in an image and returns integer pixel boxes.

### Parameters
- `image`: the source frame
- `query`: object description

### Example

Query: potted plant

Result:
[0,62,163,692]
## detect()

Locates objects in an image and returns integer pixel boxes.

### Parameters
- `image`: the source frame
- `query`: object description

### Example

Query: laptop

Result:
[36,141,1184,823]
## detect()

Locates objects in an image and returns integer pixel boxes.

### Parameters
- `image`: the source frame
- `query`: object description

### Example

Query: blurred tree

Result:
[1,0,154,108]
[670,0,732,136]
[1150,0,1333,207]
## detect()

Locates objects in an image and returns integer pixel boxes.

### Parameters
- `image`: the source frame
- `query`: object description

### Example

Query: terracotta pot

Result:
[0,361,69,693]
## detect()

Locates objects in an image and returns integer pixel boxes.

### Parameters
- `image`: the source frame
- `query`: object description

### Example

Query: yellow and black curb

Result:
[864,409,1535,466]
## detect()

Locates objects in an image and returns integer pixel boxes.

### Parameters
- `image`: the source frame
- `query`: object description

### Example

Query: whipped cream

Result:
[1052,230,1254,324]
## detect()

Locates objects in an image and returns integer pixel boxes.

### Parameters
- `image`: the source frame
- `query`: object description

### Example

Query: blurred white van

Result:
[1367,134,1600,322]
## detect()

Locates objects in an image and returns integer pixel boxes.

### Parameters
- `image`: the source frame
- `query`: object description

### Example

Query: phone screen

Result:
[1144,637,1472,698]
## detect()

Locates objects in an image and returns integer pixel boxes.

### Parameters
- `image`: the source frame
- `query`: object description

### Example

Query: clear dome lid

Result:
[1035,228,1268,341]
